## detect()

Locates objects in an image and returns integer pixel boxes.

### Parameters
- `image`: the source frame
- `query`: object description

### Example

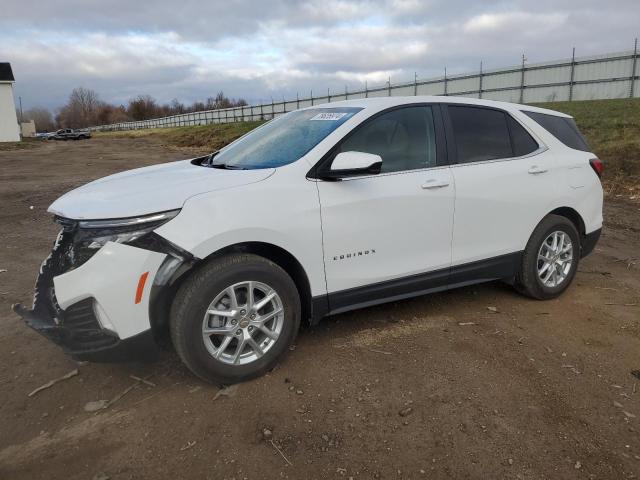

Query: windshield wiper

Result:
[209,163,248,170]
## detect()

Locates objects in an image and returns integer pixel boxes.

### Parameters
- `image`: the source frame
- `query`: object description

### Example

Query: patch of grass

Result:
[94,121,264,152]
[533,98,640,195]
[0,137,41,151]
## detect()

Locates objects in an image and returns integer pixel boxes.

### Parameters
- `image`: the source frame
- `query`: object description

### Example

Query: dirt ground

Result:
[1,138,639,480]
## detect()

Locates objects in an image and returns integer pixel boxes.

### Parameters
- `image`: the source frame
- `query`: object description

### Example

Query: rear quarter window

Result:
[522,111,590,152]
[506,116,539,157]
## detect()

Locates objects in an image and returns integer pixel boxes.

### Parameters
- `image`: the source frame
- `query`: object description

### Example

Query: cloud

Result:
[463,12,568,34]
[0,0,639,111]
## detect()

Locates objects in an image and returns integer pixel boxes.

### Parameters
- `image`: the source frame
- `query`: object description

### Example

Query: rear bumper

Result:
[581,228,601,258]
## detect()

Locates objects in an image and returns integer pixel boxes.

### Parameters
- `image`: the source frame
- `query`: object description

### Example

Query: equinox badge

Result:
[333,249,376,261]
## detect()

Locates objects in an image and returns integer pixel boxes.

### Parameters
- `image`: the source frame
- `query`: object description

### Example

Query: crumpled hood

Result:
[48,159,275,219]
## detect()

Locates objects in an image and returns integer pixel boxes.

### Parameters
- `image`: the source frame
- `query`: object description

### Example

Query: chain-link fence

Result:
[93,42,640,132]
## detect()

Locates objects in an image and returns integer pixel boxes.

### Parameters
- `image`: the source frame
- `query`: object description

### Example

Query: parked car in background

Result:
[36,132,56,140]
[14,96,603,386]
[51,128,92,140]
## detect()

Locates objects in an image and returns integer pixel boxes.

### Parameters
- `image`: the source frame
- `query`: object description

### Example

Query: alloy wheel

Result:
[537,231,574,288]
[201,281,284,365]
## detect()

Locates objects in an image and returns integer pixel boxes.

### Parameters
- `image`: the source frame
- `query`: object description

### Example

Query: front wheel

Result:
[516,214,580,300]
[170,254,301,385]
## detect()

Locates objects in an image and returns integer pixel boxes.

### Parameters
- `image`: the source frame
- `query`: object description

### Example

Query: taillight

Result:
[589,158,604,178]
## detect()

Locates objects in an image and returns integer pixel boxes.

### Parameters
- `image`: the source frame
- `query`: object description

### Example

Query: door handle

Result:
[528,165,548,175]
[421,179,450,189]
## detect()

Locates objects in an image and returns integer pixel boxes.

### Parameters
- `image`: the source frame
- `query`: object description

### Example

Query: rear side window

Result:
[449,106,513,163]
[507,116,539,157]
[522,111,590,152]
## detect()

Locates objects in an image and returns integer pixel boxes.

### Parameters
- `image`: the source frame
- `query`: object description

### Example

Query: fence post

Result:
[444,68,448,96]
[365,81,368,98]
[345,85,348,100]
[414,72,418,96]
[478,61,483,99]
[260,103,264,120]
[387,76,391,96]
[519,54,526,103]
[296,92,299,109]
[271,97,274,119]
[569,47,576,101]
[311,90,314,106]
[328,87,331,103]
[631,38,638,98]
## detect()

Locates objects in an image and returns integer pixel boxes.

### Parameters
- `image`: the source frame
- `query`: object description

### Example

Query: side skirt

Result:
[310,252,522,323]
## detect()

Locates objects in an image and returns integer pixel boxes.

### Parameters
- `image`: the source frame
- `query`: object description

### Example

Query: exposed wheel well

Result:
[548,207,586,240]
[150,242,314,346]
[208,242,313,324]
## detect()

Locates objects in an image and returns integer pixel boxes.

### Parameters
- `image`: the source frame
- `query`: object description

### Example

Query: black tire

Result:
[170,253,301,385]
[516,214,580,300]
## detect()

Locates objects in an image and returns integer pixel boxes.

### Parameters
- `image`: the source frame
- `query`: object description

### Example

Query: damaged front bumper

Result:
[13,229,169,362]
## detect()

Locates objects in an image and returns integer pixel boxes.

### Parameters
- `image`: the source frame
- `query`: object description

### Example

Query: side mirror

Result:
[321,151,382,180]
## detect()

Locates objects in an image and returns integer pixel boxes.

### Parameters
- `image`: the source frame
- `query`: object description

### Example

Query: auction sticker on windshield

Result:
[309,112,348,121]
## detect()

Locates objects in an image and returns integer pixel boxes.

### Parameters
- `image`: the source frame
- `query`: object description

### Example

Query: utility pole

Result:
[631,38,638,98]
[569,47,576,101]
[444,67,448,96]
[479,61,483,99]
[519,54,526,104]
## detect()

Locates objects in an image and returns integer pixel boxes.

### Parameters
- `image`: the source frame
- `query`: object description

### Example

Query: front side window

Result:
[449,106,512,163]
[335,106,437,173]
[211,107,362,169]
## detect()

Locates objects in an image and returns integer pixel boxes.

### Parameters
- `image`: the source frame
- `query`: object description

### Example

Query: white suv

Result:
[15,97,603,385]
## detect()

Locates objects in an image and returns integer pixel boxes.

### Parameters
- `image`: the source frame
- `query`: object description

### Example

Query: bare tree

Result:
[57,87,101,128]
[127,95,159,121]
[55,88,248,127]
[169,98,185,115]
[96,103,130,125]
[23,107,56,132]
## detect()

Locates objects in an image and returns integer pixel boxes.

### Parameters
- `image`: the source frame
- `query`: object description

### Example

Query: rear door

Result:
[315,105,455,311]
[444,104,558,281]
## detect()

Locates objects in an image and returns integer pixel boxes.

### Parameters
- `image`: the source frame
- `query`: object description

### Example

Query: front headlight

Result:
[69,209,180,250]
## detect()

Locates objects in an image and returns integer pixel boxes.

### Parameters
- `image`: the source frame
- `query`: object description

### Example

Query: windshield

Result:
[210,107,362,169]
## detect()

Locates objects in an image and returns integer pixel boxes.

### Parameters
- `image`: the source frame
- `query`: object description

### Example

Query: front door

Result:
[315,105,455,312]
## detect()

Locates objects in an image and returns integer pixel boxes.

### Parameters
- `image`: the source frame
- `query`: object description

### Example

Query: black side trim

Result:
[581,228,601,258]
[448,251,522,286]
[329,265,450,315]
[312,252,522,319]
[310,295,330,325]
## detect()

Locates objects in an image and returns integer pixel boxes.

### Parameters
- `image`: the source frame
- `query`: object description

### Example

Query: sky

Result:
[1,0,639,111]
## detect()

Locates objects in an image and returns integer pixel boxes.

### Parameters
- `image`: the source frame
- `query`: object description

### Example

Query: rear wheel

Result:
[516,214,580,300]
[170,253,301,385]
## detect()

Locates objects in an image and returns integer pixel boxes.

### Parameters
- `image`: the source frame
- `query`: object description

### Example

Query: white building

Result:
[0,63,20,142]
